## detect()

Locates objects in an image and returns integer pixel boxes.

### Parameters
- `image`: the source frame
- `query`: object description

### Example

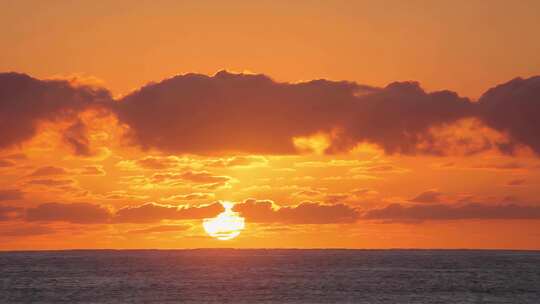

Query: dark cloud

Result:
[479,76,540,154]
[26,179,75,187]
[3,71,540,156]
[14,199,359,225]
[0,225,55,237]
[294,190,323,197]
[207,156,268,168]
[0,72,111,150]
[0,189,24,201]
[233,199,359,224]
[324,193,351,203]
[409,190,442,203]
[148,170,231,189]
[112,71,476,155]
[63,119,91,156]
[29,166,69,176]
[0,205,24,221]
[25,202,111,224]
[135,156,184,170]
[163,192,215,201]
[2,153,27,160]
[506,179,527,186]
[362,203,540,222]
[0,154,26,168]
[79,165,106,176]
[114,202,222,223]
[0,159,15,167]
[469,161,527,171]
[179,170,231,184]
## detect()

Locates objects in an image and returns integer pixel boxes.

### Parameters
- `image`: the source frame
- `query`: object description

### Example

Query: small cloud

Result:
[409,190,442,204]
[0,205,24,221]
[234,199,359,224]
[293,189,323,197]
[103,191,149,201]
[25,202,112,224]
[114,202,222,223]
[162,193,215,202]
[506,179,527,186]
[0,189,24,201]
[363,203,540,222]
[29,166,69,177]
[27,179,75,187]
[79,165,106,176]
[206,155,268,168]
[136,156,185,170]
[350,188,379,197]
[0,225,55,237]
[295,160,365,168]
[0,159,15,167]
[2,153,27,160]
[126,224,191,234]
[468,161,526,171]
[116,156,191,171]
[350,164,408,174]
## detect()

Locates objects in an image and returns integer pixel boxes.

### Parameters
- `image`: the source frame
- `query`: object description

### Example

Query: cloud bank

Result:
[2,71,540,156]
[363,203,540,222]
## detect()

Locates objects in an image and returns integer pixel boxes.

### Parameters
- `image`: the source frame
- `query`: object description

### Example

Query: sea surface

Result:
[0,249,539,303]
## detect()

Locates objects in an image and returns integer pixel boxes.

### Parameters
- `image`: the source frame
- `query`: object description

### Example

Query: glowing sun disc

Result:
[203,201,245,240]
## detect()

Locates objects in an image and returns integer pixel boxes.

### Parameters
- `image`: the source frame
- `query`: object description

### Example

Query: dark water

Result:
[1,250,539,303]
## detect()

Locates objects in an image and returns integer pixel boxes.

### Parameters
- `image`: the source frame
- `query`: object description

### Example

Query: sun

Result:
[203,201,245,240]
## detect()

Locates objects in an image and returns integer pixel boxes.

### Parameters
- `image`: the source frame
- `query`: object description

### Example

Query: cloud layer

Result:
[363,203,540,222]
[1,199,359,225]
[1,71,540,155]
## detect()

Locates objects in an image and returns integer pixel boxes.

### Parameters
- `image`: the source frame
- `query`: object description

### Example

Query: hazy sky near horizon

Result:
[1,1,540,250]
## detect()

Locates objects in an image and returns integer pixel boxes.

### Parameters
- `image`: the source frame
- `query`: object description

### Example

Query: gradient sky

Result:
[1,0,540,250]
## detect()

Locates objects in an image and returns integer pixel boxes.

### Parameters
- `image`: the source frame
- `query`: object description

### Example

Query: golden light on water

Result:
[203,201,245,240]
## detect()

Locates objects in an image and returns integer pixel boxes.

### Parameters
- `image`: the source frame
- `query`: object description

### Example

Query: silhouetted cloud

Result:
[0,189,24,201]
[506,179,527,186]
[26,179,75,187]
[63,119,92,156]
[29,166,69,177]
[479,76,540,154]
[0,153,25,167]
[145,170,232,189]
[3,71,540,156]
[363,203,540,222]
[206,156,268,168]
[409,190,442,203]
[0,72,111,150]
[0,205,24,220]
[8,199,359,225]
[162,193,215,201]
[112,71,476,155]
[79,165,106,176]
[0,159,15,167]
[178,170,231,184]
[25,202,111,224]
[233,199,359,224]
[0,225,55,237]
[134,156,185,170]
[114,202,222,223]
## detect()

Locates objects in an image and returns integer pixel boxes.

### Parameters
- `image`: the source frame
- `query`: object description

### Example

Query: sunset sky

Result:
[1,0,540,250]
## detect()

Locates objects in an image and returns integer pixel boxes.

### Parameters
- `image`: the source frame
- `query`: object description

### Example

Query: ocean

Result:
[1,249,539,303]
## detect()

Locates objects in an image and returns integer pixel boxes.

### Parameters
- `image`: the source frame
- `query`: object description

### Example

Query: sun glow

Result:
[203,201,245,240]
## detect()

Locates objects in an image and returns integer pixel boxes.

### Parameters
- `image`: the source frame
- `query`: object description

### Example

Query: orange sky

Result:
[1,1,540,250]
[2,0,540,98]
